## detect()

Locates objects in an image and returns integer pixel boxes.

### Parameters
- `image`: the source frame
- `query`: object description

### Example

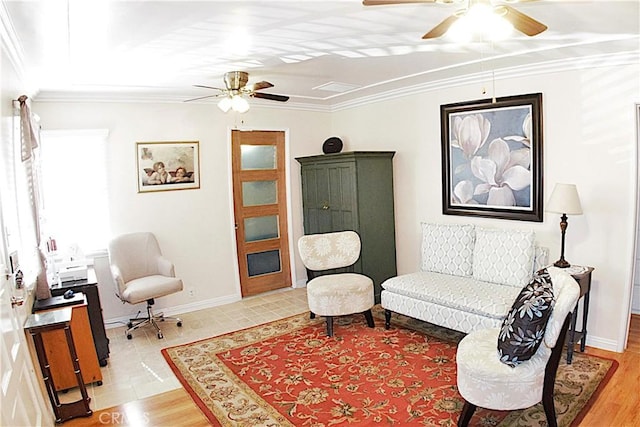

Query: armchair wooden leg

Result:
[325,316,334,337]
[384,309,392,329]
[363,309,375,328]
[457,400,476,427]
[542,392,558,427]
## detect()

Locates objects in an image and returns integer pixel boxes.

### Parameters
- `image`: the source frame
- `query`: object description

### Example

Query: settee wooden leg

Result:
[325,316,334,337]
[310,311,316,319]
[384,309,392,329]
[363,310,375,328]
[457,400,476,427]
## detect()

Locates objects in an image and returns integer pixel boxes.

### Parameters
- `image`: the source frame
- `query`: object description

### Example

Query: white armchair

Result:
[298,230,375,337]
[456,267,580,427]
[108,232,184,339]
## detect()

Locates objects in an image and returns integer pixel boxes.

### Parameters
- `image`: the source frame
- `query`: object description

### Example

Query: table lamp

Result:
[546,183,583,268]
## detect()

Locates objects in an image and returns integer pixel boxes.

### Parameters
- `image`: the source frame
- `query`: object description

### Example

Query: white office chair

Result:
[108,232,184,339]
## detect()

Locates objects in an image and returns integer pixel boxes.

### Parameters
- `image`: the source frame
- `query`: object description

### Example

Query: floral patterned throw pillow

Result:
[497,268,555,367]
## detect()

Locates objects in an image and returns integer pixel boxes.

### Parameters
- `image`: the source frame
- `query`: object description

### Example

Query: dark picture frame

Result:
[136,141,200,193]
[441,93,543,222]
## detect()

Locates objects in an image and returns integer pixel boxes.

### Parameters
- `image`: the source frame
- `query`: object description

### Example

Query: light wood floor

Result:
[66,315,640,427]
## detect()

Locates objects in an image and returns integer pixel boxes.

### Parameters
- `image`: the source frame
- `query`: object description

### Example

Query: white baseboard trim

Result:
[585,335,620,353]
[103,294,241,329]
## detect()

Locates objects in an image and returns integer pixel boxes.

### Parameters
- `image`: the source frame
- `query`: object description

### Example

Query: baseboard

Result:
[585,335,619,353]
[103,293,241,329]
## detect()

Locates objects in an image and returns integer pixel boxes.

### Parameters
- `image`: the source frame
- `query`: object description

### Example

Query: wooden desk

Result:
[566,266,595,364]
[24,308,92,423]
[33,293,103,390]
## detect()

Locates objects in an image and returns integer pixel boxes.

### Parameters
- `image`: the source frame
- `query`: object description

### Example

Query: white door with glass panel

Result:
[1,265,50,426]
[232,130,291,296]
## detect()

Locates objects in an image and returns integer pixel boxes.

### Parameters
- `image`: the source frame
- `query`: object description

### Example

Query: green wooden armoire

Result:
[296,151,397,303]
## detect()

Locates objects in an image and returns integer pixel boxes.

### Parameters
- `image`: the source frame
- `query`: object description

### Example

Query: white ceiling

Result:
[3,0,639,109]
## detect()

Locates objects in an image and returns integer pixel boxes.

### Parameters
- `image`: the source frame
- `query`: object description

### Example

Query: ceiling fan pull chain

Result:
[491,69,497,103]
[490,41,496,103]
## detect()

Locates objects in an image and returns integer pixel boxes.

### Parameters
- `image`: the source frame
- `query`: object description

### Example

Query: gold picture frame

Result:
[136,141,200,193]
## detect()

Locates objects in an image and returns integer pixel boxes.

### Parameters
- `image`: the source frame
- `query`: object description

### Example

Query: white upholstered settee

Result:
[381,223,549,333]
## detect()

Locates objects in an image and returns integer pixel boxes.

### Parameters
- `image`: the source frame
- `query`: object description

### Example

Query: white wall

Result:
[33,101,330,322]
[33,61,640,351]
[332,63,640,352]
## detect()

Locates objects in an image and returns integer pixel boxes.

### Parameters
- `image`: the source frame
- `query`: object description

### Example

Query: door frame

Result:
[225,127,298,297]
[624,103,640,351]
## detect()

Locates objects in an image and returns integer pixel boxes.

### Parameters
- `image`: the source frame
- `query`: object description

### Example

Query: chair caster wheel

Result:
[127,322,133,328]
[177,321,182,327]
[127,334,132,340]
[157,333,163,339]
[97,381,103,386]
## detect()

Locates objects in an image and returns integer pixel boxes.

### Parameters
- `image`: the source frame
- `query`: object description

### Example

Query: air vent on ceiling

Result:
[313,81,361,93]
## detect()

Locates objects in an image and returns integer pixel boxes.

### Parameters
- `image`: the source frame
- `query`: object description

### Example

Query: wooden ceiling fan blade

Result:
[251,81,274,91]
[422,14,459,39]
[501,5,547,36]
[363,0,436,5]
[252,92,290,102]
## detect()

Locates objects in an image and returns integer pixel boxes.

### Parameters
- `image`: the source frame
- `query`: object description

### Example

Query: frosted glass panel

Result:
[241,145,276,170]
[247,250,281,277]
[244,216,279,242]
[243,181,277,206]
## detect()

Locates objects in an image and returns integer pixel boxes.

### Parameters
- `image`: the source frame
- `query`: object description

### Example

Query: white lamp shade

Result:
[546,183,583,215]
[217,97,232,112]
[231,95,250,113]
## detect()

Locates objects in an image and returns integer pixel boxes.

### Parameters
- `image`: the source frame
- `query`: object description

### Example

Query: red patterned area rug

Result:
[161,307,616,426]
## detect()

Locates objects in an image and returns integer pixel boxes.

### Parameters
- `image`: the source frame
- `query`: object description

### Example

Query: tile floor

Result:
[82,287,309,410]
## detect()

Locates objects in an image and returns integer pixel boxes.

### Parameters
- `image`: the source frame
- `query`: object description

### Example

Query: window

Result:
[40,130,110,254]
[0,104,37,276]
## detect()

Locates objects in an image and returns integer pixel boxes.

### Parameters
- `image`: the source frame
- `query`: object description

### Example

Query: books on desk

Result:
[33,292,85,312]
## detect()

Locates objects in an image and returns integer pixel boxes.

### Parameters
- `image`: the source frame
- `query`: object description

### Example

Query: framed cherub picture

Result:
[136,141,200,193]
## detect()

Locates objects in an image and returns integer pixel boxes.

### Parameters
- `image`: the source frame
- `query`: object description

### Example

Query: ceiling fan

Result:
[362,0,547,40]
[185,71,289,112]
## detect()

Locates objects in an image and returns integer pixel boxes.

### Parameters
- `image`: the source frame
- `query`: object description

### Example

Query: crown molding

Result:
[0,1,34,96]
[31,51,639,113]
[331,51,640,112]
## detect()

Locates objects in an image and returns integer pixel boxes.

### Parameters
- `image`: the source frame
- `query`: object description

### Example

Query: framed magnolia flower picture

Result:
[440,93,543,222]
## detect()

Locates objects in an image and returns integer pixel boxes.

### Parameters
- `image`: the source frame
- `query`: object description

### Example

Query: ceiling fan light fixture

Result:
[218,96,232,113]
[231,94,250,113]
[447,3,513,42]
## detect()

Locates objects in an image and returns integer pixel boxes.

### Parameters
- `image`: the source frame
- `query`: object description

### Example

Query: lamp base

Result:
[554,259,571,268]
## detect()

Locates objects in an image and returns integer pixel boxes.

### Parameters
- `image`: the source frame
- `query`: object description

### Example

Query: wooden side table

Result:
[566,265,595,364]
[33,293,103,390]
[24,308,92,423]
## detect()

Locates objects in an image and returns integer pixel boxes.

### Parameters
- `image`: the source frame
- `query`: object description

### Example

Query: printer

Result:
[58,263,88,282]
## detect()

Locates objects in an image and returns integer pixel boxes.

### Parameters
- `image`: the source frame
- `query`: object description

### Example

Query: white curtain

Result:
[17,95,50,300]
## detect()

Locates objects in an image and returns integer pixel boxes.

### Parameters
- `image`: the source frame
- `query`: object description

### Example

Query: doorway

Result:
[231,130,291,297]
[630,103,640,349]
[632,105,640,311]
